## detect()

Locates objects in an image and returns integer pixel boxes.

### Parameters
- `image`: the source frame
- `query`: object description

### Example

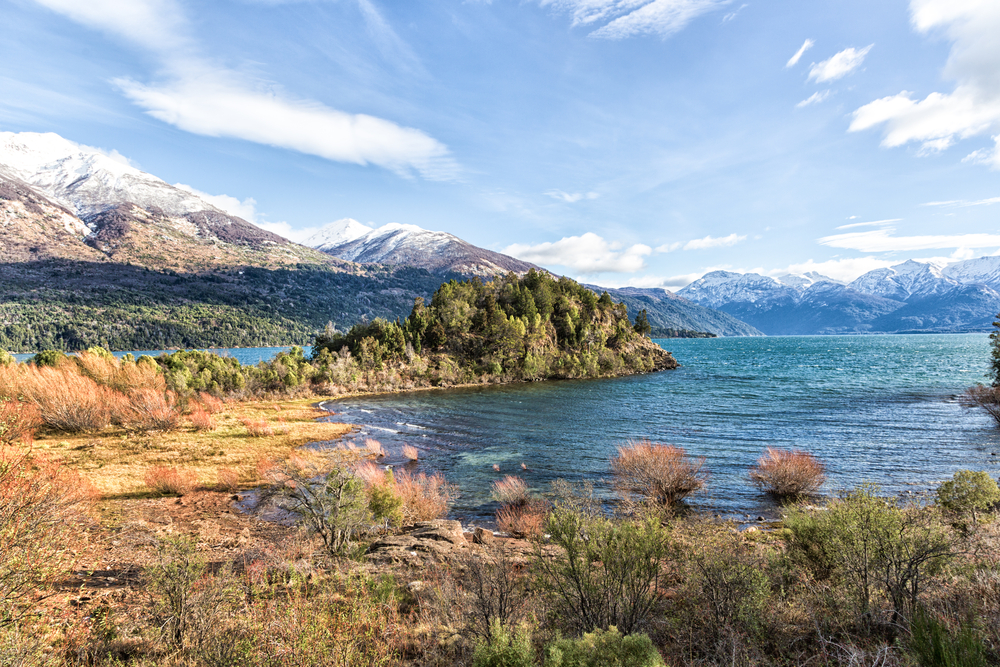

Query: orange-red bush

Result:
[402,444,419,461]
[188,404,215,431]
[121,389,180,432]
[496,500,548,539]
[242,418,274,438]
[12,365,114,433]
[749,447,825,498]
[144,466,196,496]
[0,401,42,446]
[395,469,455,522]
[365,438,385,457]
[216,467,240,493]
[199,392,224,414]
[491,475,530,507]
[611,440,706,507]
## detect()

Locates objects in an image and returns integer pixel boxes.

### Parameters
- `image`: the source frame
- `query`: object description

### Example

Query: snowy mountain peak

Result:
[775,272,839,290]
[848,260,955,300]
[304,218,374,250]
[0,131,226,221]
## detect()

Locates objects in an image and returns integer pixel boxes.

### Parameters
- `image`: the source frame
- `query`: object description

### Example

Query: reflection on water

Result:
[323,334,1000,524]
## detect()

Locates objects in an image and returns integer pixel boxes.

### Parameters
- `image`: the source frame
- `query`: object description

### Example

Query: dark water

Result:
[12,346,311,365]
[322,334,1000,523]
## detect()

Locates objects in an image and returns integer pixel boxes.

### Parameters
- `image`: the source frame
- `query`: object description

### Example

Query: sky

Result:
[2,0,1000,289]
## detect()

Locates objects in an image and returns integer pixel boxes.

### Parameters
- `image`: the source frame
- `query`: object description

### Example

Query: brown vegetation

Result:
[402,444,419,461]
[241,418,274,438]
[187,405,215,431]
[611,440,707,508]
[0,401,41,446]
[749,447,826,498]
[144,466,196,496]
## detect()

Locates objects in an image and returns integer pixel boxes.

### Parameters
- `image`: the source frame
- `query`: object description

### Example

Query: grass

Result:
[29,398,352,497]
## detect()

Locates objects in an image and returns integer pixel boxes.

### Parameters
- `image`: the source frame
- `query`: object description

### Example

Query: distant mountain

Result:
[678,259,1000,335]
[585,285,763,337]
[0,131,334,271]
[304,218,537,277]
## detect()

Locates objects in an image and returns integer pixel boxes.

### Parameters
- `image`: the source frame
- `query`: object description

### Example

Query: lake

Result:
[322,334,1000,523]
[12,346,312,366]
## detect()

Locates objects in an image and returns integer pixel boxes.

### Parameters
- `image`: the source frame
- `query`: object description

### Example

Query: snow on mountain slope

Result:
[848,260,956,300]
[305,219,537,276]
[0,131,226,220]
[943,256,1000,287]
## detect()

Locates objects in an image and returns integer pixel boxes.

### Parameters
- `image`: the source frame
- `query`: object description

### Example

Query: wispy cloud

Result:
[850,0,1000,167]
[835,218,901,230]
[503,233,652,273]
[539,0,728,39]
[808,45,873,83]
[819,228,1000,252]
[545,189,600,203]
[174,183,259,221]
[31,0,457,180]
[722,3,747,22]
[786,38,814,68]
[769,257,899,283]
[682,233,747,250]
[922,196,1000,207]
[796,90,830,108]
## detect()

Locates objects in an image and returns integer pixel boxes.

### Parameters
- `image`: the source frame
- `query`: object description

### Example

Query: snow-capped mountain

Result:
[0,131,332,270]
[679,260,1000,335]
[304,218,537,277]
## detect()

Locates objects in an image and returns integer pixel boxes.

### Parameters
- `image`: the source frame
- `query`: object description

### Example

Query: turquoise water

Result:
[11,346,311,366]
[323,334,1000,522]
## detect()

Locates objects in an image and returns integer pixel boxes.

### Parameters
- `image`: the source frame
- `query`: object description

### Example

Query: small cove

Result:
[321,333,1000,524]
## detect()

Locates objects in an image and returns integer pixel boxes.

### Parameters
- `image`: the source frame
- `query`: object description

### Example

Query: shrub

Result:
[13,365,113,432]
[542,627,665,667]
[359,466,404,528]
[961,385,1000,424]
[262,456,370,556]
[497,500,548,539]
[909,608,987,667]
[0,351,13,366]
[122,388,180,432]
[610,441,706,508]
[692,535,771,635]
[199,392,224,413]
[242,418,274,438]
[493,475,531,506]
[0,449,95,626]
[395,469,455,522]
[365,438,386,457]
[472,620,537,667]
[536,508,669,635]
[936,470,1000,526]
[0,402,41,446]
[189,404,215,431]
[402,444,419,461]
[463,547,531,641]
[749,447,825,499]
[216,467,240,493]
[145,466,196,496]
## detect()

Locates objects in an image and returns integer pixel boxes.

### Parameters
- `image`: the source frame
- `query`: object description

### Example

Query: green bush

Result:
[472,620,537,667]
[936,470,1000,527]
[535,508,669,635]
[30,350,65,367]
[542,627,665,667]
[909,608,987,667]
[0,351,13,366]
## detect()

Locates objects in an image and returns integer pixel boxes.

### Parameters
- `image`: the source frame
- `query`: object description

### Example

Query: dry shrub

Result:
[963,385,1000,424]
[0,402,41,446]
[353,460,386,487]
[75,350,166,394]
[1,448,96,624]
[10,364,114,433]
[365,438,386,457]
[497,500,548,539]
[402,444,419,461]
[217,467,240,493]
[199,392,224,414]
[395,469,455,522]
[121,389,180,432]
[189,404,215,431]
[242,418,274,438]
[749,447,825,498]
[492,475,530,507]
[144,466,196,496]
[611,440,706,507]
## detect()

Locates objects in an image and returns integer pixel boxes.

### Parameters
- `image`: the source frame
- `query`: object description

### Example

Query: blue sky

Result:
[3,0,1000,288]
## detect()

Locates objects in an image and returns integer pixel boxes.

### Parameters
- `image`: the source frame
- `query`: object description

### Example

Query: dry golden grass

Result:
[28,399,352,497]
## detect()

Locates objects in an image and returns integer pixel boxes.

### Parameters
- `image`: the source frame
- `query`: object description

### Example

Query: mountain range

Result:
[678,259,1000,335]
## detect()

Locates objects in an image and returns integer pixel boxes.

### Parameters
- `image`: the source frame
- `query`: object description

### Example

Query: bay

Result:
[323,334,1000,523]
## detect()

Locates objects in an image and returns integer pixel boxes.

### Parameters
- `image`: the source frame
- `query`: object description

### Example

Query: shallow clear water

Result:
[323,334,1000,523]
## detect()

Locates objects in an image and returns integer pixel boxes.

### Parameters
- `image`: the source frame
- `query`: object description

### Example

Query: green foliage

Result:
[542,627,665,667]
[990,313,1000,387]
[367,470,405,528]
[633,309,651,336]
[785,484,953,625]
[936,470,1000,526]
[473,620,537,667]
[146,536,208,647]
[30,350,65,367]
[909,608,987,667]
[693,538,771,635]
[0,351,12,366]
[536,507,669,635]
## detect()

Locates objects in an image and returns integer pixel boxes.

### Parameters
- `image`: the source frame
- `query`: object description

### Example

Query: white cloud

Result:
[808,45,873,83]
[850,0,1000,166]
[786,38,814,68]
[796,90,830,108]
[819,227,1000,252]
[503,233,652,273]
[251,220,324,243]
[922,196,1000,207]
[174,183,259,222]
[545,190,600,203]
[722,3,747,22]
[539,0,727,39]
[655,241,683,252]
[767,257,898,283]
[835,218,901,230]
[32,0,456,180]
[682,233,746,250]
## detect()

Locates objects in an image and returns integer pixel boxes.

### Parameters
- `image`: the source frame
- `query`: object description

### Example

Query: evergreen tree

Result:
[633,309,652,337]
[991,313,1000,387]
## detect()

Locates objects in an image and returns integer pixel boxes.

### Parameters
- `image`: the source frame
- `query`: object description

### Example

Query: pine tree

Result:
[990,313,1000,387]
